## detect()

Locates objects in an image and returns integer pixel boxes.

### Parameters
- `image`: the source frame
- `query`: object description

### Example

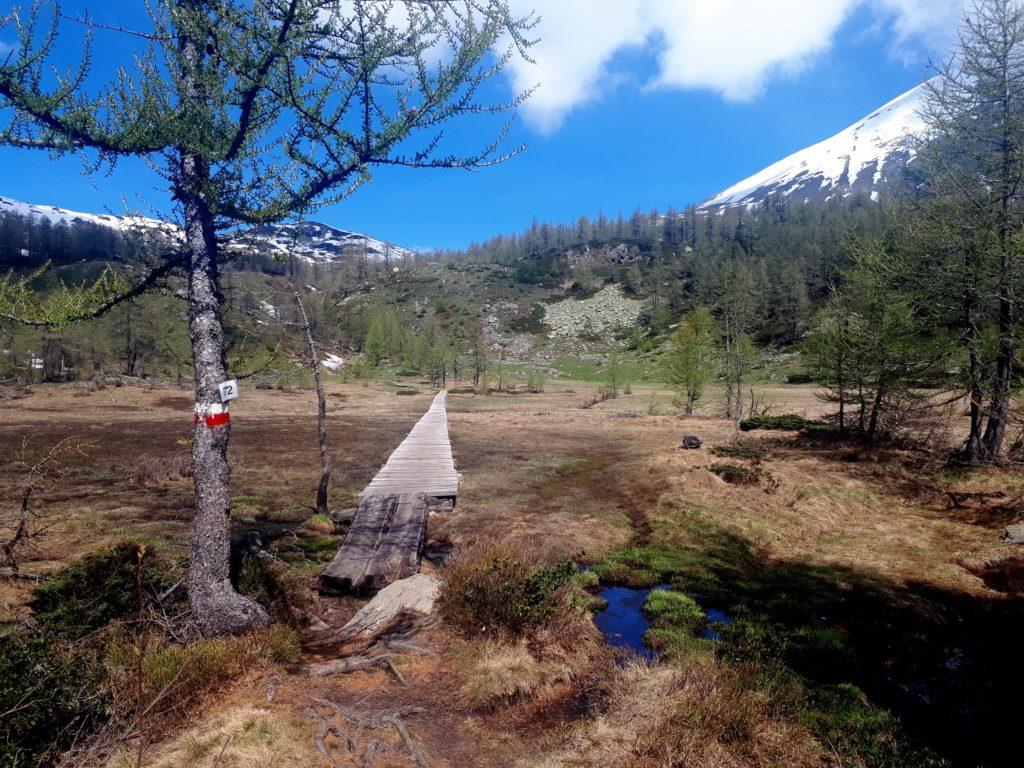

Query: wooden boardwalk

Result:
[321,391,457,594]
[359,391,459,501]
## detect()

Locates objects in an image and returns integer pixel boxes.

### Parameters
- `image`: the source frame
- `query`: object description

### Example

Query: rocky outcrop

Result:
[544,285,645,339]
[566,243,642,268]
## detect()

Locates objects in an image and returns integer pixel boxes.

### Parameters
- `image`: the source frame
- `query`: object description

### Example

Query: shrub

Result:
[237,556,312,626]
[133,453,192,486]
[300,513,334,535]
[105,625,300,720]
[0,630,107,768]
[437,540,575,637]
[395,388,420,395]
[29,542,180,640]
[507,304,548,334]
[710,441,769,462]
[3,543,181,767]
[709,463,779,492]
[708,463,762,486]
[740,414,829,432]
[525,367,547,393]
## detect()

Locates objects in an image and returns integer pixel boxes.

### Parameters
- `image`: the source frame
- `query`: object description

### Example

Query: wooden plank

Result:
[320,492,429,595]
[320,391,459,595]
[360,391,459,500]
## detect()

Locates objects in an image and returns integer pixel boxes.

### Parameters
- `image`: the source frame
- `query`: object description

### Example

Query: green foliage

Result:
[438,541,575,637]
[524,366,547,393]
[104,626,300,720]
[710,441,770,461]
[805,242,949,441]
[506,303,548,334]
[236,555,311,626]
[739,414,829,432]
[708,462,776,490]
[0,631,107,768]
[363,309,407,363]
[660,307,718,413]
[644,589,705,631]
[29,541,179,640]
[590,545,692,588]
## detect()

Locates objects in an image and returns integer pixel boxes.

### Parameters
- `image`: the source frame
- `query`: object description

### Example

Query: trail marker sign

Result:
[218,380,239,403]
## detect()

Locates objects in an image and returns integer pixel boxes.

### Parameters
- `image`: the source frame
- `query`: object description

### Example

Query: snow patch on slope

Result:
[0,196,178,236]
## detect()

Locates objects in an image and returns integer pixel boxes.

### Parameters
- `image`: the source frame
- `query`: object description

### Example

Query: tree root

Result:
[309,654,407,684]
[305,697,429,767]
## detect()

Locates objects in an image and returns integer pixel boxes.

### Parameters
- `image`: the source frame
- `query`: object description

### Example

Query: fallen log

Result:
[320,493,429,595]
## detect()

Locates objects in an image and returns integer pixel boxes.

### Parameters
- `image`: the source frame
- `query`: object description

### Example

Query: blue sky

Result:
[0,1,963,250]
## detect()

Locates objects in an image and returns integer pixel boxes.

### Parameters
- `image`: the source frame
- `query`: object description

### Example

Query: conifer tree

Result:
[916,0,1024,462]
[661,307,718,416]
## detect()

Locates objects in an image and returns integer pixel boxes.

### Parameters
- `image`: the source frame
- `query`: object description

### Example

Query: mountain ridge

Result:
[0,195,413,265]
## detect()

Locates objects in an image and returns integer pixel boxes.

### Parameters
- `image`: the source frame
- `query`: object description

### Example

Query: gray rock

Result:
[1002,524,1024,544]
[681,434,704,450]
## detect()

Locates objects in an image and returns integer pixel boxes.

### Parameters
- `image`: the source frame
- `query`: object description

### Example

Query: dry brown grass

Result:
[525,658,826,768]
[455,612,606,710]
[4,379,1020,767]
[109,705,320,768]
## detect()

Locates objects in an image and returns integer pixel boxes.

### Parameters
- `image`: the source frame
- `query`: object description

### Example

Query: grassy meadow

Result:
[1,376,1021,767]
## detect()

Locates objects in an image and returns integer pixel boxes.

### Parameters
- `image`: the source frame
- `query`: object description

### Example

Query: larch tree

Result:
[917,0,1024,462]
[0,0,535,635]
[660,306,718,416]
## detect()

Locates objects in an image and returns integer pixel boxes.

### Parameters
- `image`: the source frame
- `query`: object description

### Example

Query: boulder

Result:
[681,434,703,450]
[336,572,440,642]
[1002,524,1024,544]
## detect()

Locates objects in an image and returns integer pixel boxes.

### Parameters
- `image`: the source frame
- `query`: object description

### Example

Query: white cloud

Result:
[506,0,967,132]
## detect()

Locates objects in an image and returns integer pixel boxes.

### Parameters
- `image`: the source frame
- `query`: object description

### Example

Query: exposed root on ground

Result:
[304,696,430,768]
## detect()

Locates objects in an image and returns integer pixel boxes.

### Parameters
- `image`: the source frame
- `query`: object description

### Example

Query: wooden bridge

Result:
[320,391,458,594]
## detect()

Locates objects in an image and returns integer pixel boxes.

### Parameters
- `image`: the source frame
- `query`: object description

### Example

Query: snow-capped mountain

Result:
[0,195,178,237]
[239,221,414,264]
[0,196,411,264]
[703,83,929,209]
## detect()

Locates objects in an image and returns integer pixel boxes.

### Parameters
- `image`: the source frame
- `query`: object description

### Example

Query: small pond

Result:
[593,585,665,660]
[594,585,733,657]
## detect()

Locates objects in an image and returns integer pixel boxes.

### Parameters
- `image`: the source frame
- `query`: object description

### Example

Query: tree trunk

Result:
[962,275,985,463]
[174,6,266,635]
[181,166,268,635]
[982,43,1016,462]
[867,384,885,442]
[294,286,331,516]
